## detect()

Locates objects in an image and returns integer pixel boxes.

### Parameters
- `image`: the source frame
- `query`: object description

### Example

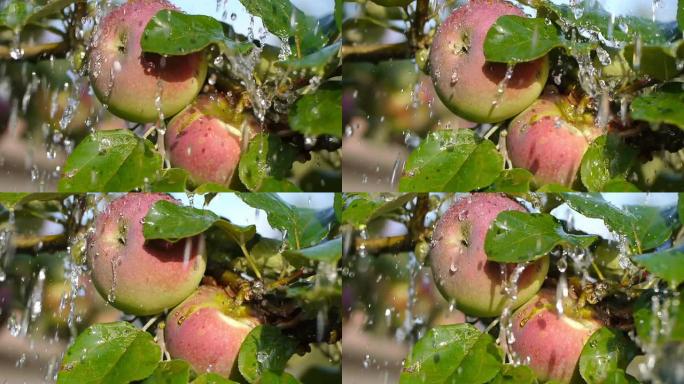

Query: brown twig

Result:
[410,0,430,50]
[342,42,412,63]
[13,233,68,251]
[354,234,411,254]
[409,194,429,243]
[267,269,314,291]
[0,41,69,60]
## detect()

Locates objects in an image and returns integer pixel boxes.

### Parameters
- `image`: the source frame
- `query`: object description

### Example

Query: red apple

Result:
[506,93,601,187]
[165,94,253,186]
[88,0,207,123]
[165,285,260,377]
[511,289,604,383]
[87,193,206,316]
[429,0,549,123]
[430,193,549,317]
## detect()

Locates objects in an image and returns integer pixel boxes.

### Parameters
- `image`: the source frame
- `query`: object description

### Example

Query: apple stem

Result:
[141,315,158,332]
[239,243,262,279]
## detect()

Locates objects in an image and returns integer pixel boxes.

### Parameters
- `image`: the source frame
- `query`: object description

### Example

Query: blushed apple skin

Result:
[430,193,549,317]
[165,94,249,186]
[511,289,604,384]
[429,0,549,123]
[506,94,601,187]
[88,0,207,123]
[165,285,260,377]
[87,193,206,316]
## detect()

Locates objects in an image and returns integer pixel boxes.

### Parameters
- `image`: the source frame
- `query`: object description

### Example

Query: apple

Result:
[165,285,260,377]
[506,93,601,187]
[429,0,549,123]
[87,193,206,316]
[88,0,207,123]
[166,93,254,186]
[430,193,549,317]
[511,289,604,383]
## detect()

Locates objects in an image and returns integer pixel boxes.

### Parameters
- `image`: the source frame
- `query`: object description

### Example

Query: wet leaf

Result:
[193,183,234,193]
[238,193,334,249]
[258,371,301,384]
[539,2,678,47]
[580,134,638,192]
[191,373,238,384]
[0,0,75,31]
[486,168,534,193]
[149,168,189,192]
[623,42,682,81]
[58,130,162,192]
[579,328,639,384]
[256,178,302,192]
[399,324,503,384]
[0,193,67,209]
[289,89,342,137]
[341,193,416,227]
[142,10,251,56]
[237,325,298,384]
[633,245,684,288]
[238,133,298,191]
[489,365,537,384]
[238,0,293,38]
[633,288,684,344]
[623,205,672,251]
[562,194,670,252]
[57,322,161,384]
[485,211,598,263]
[399,130,503,192]
[484,15,563,63]
[679,0,684,31]
[631,84,684,130]
[679,193,684,224]
[143,200,256,244]
[283,237,342,266]
[141,360,191,384]
[279,41,340,69]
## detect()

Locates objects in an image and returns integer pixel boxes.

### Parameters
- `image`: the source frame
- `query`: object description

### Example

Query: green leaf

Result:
[289,89,342,137]
[602,180,641,192]
[149,168,189,192]
[58,130,162,192]
[238,133,298,191]
[237,325,298,384]
[489,365,537,384]
[486,168,534,193]
[256,178,302,192]
[258,371,301,384]
[633,288,684,344]
[624,205,672,251]
[540,2,678,46]
[142,10,252,56]
[57,322,161,384]
[0,193,67,209]
[141,360,191,384]
[484,15,563,63]
[623,43,682,81]
[485,211,598,263]
[679,193,684,225]
[333,193,343,222]
[399,130,503,192]
[334,0,343,31]
[191,373,238,384]
[341,193,416,227]
[399,324,503,384]
[580,135,638,192]
[0,0,75,31]
[631,84,684,130]
[283,237,342,266]
[143,200,256,245]
[278,41,341,72]
[238,193,333,249]
[562,194,669,252]
[679,0,684,31]
[193,183,234,193]
[632,245,684,288]
[579,328,639,384]
[238,0,292,38]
